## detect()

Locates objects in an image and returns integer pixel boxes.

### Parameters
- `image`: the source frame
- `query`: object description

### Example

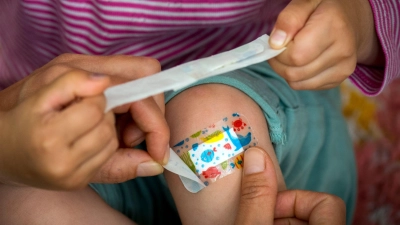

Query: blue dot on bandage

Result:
[201,149,214,162]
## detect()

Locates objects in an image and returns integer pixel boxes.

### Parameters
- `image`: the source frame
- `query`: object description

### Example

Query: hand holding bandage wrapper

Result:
[104,35,285,192]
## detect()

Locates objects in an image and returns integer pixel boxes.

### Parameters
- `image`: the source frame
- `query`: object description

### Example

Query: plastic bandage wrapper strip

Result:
[172,113,258,187]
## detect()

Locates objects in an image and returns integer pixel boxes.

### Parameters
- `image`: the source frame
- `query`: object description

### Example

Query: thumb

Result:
[38,71,110,112]
[235,147,278,225]
[269,0,320,49]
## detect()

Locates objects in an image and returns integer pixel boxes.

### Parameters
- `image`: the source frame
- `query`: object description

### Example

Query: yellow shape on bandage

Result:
[200,130,224,143]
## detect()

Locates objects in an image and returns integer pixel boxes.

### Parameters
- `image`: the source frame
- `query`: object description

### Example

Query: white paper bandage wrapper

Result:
[104,34,285,193]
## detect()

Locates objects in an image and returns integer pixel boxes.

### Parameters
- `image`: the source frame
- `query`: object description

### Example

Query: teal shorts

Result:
[91,62,357,225]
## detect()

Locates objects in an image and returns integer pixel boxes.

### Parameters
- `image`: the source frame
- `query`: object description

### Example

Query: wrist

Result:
[353,0,385,67]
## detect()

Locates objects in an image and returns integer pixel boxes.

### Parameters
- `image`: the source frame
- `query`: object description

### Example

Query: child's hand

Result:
[268,0,382,90]
[0,71,117,189]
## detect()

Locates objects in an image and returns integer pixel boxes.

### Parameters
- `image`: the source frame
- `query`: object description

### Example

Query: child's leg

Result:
[164,84,286,225]
[0,185,136,225]
[0,176,180,225]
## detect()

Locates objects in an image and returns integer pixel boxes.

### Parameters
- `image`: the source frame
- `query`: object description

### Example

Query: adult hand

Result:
[235,147,346,225]
[0,54,169,188]
[267,0,383,90]
[0,71,117,189]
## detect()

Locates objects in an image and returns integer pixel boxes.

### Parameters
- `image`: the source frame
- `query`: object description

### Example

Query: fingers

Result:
[235,147,278,225]
[269,0,320,49]
[90,149,164,183]
[37,71,113,144]
[27,71,119,189]
[71,112,116,160]
[37,70,110,112]
[64,133,118,189]
[121,121,145,147]
[274,190,346,225]
[269,48,356,89]
[128,97,170,165]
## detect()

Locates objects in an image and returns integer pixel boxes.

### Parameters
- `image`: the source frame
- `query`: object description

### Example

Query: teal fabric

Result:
[89,62,356,225]
[165,62,357,224]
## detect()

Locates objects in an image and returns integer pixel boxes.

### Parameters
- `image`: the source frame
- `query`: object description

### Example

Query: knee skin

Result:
[164,84,286,225]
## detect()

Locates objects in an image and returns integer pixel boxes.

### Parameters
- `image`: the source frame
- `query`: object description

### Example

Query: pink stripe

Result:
[149,31,208,59]
[108,32,183,55]
[174,28,226,65]
[25,6,255,38]
[27,0,261,21]
[157,30,216,62]
[71,1,264,13]
[355,0,400,96]
[60,2,261,19]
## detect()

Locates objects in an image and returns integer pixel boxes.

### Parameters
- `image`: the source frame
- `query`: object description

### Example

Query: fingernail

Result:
[163,145,170,165]
[136,161,164,177]
[270,29,287,47]
[90,73,106,79]
[244,148,266,175]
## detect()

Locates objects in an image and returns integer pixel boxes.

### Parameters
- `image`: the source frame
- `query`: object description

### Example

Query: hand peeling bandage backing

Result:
[168,113,258,193]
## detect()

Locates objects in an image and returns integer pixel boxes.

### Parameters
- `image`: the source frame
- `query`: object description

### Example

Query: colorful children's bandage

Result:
[164,113,258,193]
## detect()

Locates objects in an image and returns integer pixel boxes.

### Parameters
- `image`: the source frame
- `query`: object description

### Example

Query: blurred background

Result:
[340,80,400,225]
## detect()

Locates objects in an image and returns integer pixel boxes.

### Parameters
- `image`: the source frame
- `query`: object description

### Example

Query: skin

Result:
[268,0,384,90]
[0,54,346,224]
[0,54,169,189]
[237,147,346,225]
[164,84,286,225]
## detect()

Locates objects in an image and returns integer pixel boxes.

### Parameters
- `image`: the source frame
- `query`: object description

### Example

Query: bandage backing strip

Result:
[168,113,258,192]
[104,35,285,112]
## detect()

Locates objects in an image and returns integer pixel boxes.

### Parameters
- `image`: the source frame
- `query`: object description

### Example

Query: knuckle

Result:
[325,194,345,208]
[277,10,304,30]
[241,177,272,202]
[340,46,356,59]
[43,64,72,84]
[85,101,105,121]
[137,56,161,76]
[32,127,60,154]
[102,121,117,139]
[46,160,72,182]
[284,68,300,82]
[100,161,126,183]
[332,15,348,31]
[288,51,307,67]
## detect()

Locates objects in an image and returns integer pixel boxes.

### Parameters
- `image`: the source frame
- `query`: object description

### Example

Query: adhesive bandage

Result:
[165,113,258,193]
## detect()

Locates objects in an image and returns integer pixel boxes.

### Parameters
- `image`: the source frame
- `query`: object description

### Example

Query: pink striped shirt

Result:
[0,0,399,96]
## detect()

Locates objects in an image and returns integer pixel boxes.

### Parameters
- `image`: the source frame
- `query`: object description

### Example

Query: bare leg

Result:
[0,185,136,225]
[165,84,286,225]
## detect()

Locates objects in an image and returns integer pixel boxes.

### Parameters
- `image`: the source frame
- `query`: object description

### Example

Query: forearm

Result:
[355,0,385,67]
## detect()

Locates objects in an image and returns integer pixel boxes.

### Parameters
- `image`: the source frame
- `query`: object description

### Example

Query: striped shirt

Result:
[0,0,398,96]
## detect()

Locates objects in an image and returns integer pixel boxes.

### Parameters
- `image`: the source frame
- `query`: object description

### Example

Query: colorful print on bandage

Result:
[172,113,258,186]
